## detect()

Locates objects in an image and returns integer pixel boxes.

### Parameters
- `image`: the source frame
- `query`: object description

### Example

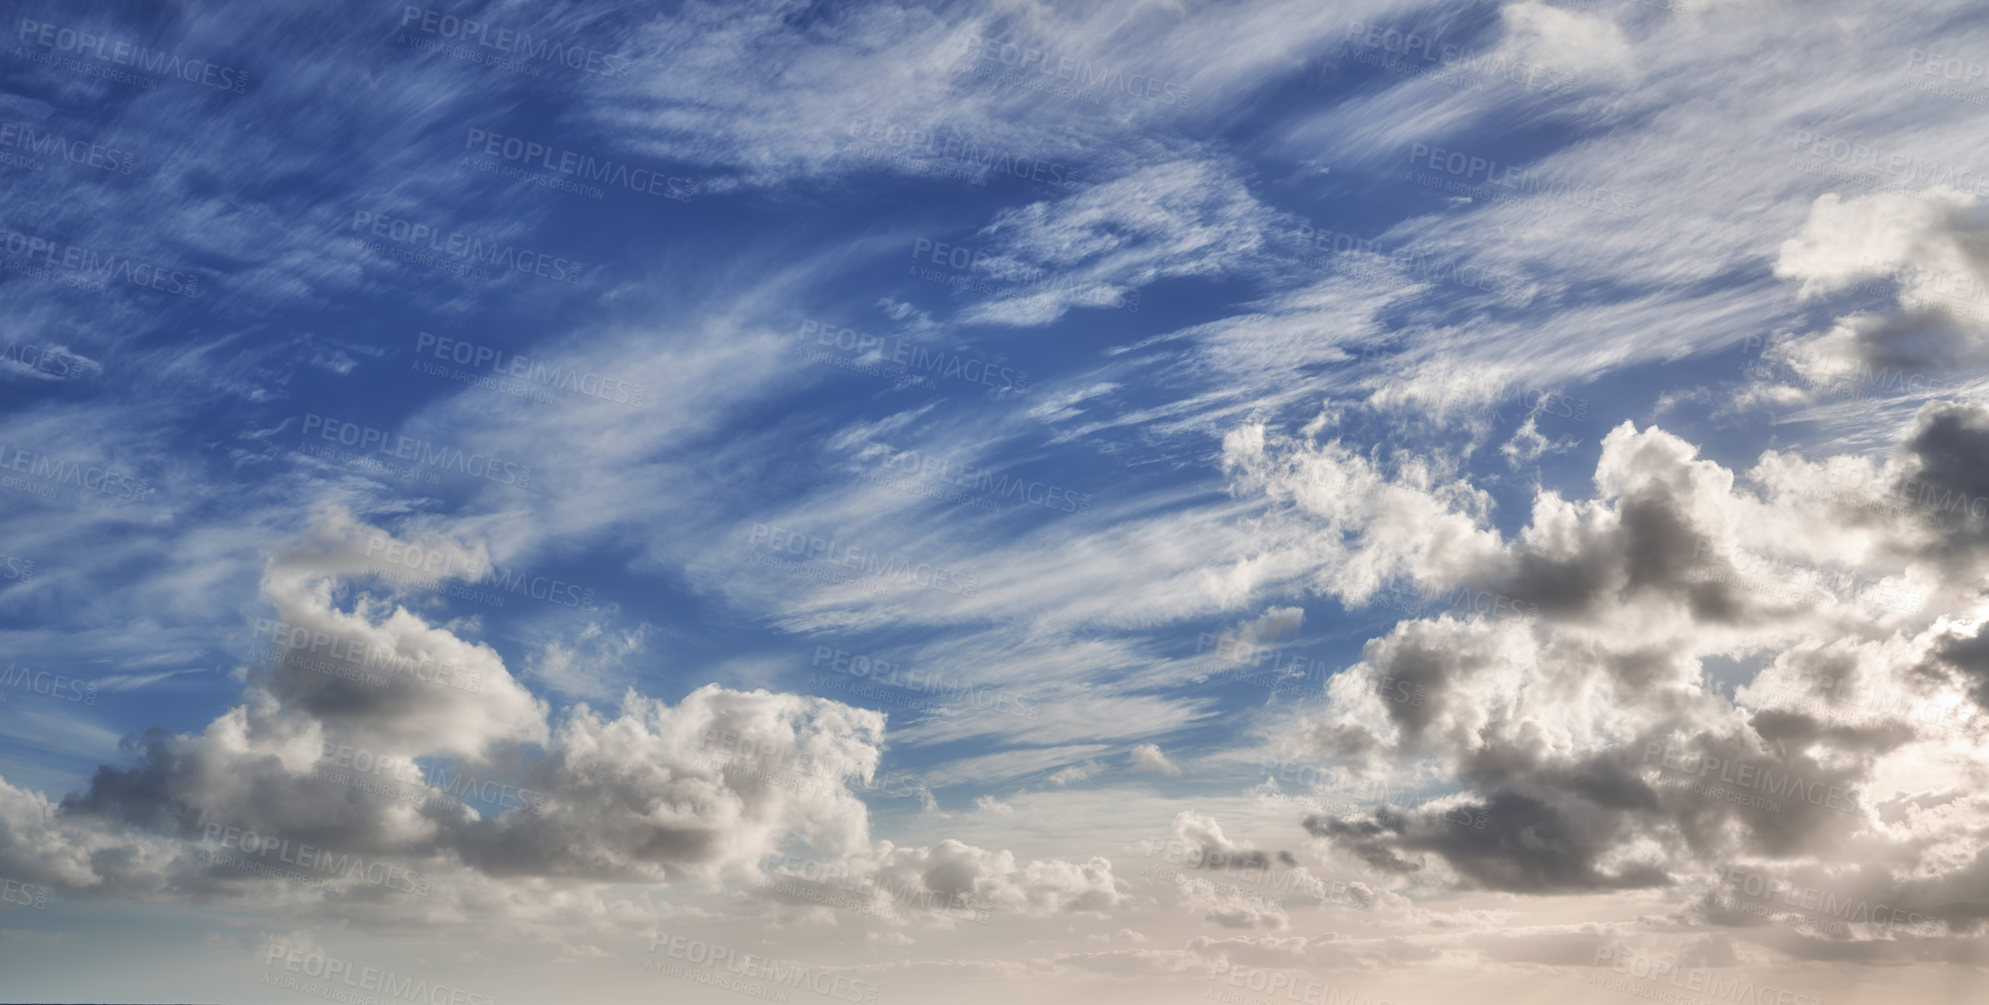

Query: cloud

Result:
[1127,743,1182,776]
[0,499,1181,962]
[24,512,886,898]
[1176,872,1289,930]
[957,159,1284,327]
[9,0,1989,995]
[1501,415,1578,467]
[1049,764,1097,787]
[764,838,1126,922]
[1161,811,1276,873]
[1756,188,1989,401]
[1226,412,1987,923]
[1211,606,1305,654]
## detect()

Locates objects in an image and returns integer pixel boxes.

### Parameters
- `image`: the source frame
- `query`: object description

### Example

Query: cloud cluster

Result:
[8,508,1117,934]
[1229,409,1989,936]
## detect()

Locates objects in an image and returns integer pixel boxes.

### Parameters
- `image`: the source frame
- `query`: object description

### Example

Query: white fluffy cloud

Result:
[23,508,1134,938]
[1128,743,1183,776]
[1753,187,1989,403]
[1225,408,1989,936]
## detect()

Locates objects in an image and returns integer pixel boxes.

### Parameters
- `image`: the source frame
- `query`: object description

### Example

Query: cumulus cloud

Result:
[1127,743,1183,776]
[1228,413,1989,930]
[1753,188,1989,403]
[20,509,1131,928]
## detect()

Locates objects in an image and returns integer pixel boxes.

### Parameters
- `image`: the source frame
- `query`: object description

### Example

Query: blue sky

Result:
[3,1,1989,1003]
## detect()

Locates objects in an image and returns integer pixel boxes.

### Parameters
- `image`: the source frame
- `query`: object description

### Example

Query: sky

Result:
[2,0,1989,1002]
